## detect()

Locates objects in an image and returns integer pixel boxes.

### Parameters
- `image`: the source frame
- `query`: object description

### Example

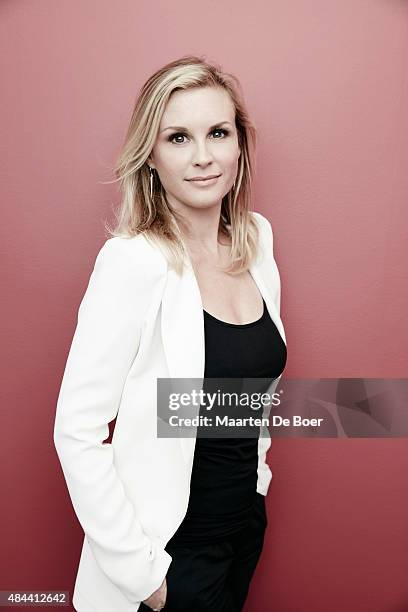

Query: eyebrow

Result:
[160,121,233,133]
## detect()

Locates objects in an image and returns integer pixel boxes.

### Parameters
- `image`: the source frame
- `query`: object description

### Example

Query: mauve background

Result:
[1,1,407,610]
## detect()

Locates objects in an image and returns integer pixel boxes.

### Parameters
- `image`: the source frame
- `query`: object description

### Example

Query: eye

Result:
[213,128,229,139]
[168,132,187,144]
[168,128,229,144]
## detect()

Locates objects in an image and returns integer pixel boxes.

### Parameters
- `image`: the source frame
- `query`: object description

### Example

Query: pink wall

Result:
[1,1,407,610]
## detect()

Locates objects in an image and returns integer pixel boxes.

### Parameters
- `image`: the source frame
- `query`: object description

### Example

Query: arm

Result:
[261,213,281,313]
[53,237,171,604]
[254,213,284,492]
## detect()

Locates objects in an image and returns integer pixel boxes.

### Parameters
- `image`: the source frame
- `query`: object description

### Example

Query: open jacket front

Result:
[53,210,287,612]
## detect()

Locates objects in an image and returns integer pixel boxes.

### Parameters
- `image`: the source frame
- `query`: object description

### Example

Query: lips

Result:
[187,174,221,181]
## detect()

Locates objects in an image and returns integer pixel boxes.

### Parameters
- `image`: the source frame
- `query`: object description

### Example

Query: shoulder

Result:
[250,211,274,246]
[95,233,168,277]
[98,234,167,269]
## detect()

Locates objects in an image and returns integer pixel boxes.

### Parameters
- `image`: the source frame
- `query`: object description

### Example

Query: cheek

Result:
[220,144,240,166]
[221,156,240,176]
[160,152,188,175]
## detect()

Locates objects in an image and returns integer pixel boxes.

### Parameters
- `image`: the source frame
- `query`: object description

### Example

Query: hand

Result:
[142,576,167,611]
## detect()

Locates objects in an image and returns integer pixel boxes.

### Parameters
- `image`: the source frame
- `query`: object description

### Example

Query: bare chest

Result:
[191,264,264,325]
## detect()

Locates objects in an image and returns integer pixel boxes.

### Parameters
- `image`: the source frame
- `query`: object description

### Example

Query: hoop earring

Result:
[149,167,154,199]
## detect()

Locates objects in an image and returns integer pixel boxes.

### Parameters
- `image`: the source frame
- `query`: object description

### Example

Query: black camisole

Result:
[166,296,287,546]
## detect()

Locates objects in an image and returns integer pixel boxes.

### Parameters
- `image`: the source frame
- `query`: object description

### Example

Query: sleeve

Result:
[53,237,172,604]
[254,213,284,492]
[261,214,281,314]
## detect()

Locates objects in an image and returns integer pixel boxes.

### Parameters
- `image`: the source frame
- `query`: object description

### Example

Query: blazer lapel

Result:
[160,248,286,464]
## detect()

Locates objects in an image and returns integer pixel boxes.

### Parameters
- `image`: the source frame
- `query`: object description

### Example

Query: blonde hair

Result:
[103,54,261,276]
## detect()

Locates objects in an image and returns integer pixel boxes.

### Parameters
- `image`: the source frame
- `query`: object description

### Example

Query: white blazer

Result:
[53,210,286,612]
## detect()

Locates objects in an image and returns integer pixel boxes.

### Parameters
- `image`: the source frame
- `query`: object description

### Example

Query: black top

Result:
[166,297,287,546]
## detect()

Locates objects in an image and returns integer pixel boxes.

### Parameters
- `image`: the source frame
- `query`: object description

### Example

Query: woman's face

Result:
[148,86,241,214]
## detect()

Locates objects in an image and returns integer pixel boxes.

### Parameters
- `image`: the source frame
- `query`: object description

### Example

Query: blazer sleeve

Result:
[252,210,282,314]
[261,214,281,314]
[253,213,284,492]
[53,237,172,604]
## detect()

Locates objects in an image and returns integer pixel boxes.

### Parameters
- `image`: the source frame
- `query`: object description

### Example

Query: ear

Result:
[146,155,156,170]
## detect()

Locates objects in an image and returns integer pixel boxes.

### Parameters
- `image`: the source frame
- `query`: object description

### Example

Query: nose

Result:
[191,139,213,166]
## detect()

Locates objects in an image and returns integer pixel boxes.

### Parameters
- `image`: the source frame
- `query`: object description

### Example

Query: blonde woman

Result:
[54,55,287,612]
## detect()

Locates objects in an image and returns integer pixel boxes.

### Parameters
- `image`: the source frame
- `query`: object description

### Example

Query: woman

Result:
[53,55,287,612]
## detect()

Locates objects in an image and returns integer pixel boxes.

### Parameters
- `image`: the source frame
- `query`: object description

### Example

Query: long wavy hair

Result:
[103,54,261,276]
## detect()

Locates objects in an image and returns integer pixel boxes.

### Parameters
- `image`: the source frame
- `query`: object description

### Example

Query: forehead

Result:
[161,87,235,126]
